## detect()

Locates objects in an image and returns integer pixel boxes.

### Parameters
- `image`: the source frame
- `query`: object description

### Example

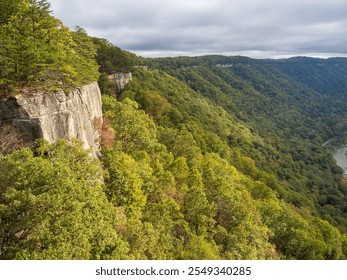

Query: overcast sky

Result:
[49,0,347,58]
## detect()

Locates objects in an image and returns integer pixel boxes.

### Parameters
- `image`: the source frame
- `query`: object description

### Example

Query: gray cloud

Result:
[49,0,347,58]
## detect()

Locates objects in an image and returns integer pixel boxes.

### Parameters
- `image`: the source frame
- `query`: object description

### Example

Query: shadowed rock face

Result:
[0,82,103,157]
[108,72,132,95]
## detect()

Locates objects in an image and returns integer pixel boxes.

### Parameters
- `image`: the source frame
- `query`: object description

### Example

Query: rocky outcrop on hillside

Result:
[0,82,102,157]
[108,72,132,95]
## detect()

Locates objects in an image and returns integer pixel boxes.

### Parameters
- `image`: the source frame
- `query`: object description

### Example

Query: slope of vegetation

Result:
[268,57,347,140]
[102,66,347,259]
[145,56,347,227]
[1,0,347,260]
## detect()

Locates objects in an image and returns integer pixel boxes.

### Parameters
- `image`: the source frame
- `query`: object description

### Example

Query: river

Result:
[333,145,347,176]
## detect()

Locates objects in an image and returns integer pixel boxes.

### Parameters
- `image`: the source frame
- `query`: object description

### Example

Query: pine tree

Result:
[71,27,100,85]
[0,0,21,25]
[0,0,99,95]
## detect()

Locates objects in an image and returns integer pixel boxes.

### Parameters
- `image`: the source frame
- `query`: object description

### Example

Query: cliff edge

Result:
[108,72,132,95]
[0,82,102,157]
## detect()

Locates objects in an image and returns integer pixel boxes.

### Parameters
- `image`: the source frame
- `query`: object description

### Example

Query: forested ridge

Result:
[1,0,347,259]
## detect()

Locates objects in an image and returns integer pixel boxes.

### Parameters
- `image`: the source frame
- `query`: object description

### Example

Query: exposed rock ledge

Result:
[108,72,132,95]
[0,82,102,157]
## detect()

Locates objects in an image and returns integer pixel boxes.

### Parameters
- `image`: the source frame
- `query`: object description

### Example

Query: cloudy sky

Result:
[49,0,347,58]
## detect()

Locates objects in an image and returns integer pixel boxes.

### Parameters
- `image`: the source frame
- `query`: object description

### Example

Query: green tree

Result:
[0,140,129,259]
[0,0,21,24]
[92,37,140,73]
[184,169,214,235]
[102,96,157,153]
[202,153,276,259]
[98,72,115,96]
[1,1,56,88]
[103,149,146,219]
[171,127,203,168]
[181,234,220,260]
[0,0,99,94]
[71,26,100,85]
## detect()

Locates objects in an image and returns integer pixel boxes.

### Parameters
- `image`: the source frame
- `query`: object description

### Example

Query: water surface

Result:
[333,145,347,176]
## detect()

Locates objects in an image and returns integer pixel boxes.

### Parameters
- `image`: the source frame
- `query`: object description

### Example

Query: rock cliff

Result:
[0,82,102,157]
[108,72,132,95]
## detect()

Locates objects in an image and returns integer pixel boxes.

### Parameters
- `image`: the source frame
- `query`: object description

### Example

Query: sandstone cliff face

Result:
[0,82,102,157]
[108,72,132,94]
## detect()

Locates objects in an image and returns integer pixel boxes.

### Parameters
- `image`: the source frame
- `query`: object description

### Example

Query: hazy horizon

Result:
[49,0,347,59]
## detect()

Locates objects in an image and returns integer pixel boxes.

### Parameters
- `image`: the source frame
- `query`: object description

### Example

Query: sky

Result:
[49,0,347,59]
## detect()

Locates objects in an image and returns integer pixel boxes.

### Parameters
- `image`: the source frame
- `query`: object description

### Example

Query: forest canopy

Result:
[0,0,99,96]
[1,0,347,260]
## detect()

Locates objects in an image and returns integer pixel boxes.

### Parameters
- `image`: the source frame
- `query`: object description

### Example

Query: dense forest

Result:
[1,0,347,259]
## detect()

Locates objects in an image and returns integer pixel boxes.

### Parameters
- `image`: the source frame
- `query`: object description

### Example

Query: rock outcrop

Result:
[0,82,102,157]
[108,72,132,95]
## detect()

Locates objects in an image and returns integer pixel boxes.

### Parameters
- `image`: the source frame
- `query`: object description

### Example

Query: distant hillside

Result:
[268,57,347,96]
[144,55,347,227]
